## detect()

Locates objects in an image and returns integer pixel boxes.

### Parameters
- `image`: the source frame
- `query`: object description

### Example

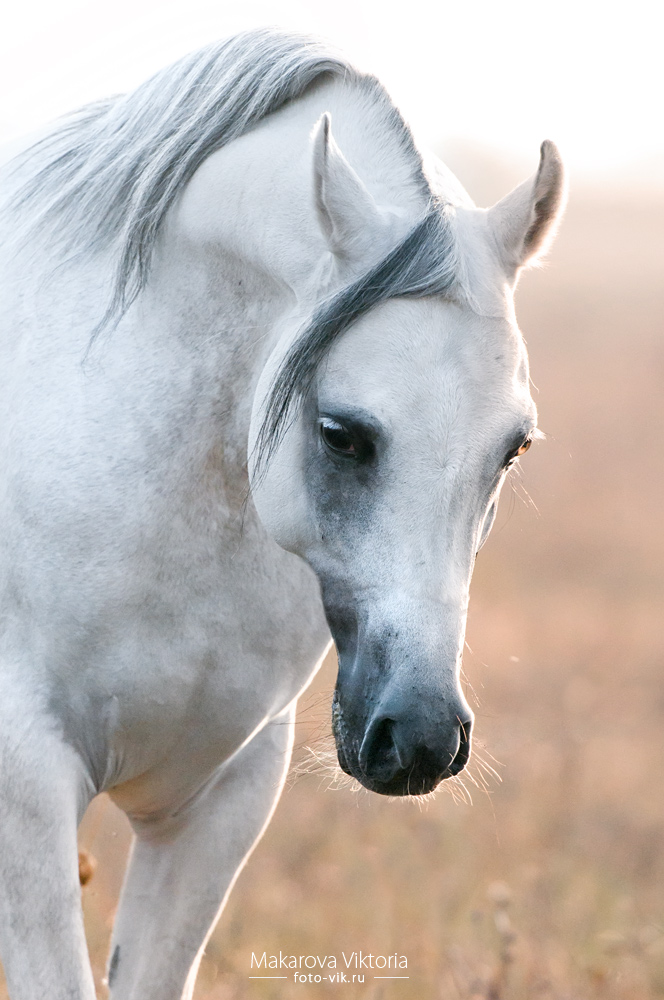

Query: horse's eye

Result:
[516,437,532,457]
[320,418,356,456]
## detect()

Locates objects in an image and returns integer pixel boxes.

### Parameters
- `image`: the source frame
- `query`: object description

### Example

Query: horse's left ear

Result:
[488,141,566,275]
[312,112,384,260]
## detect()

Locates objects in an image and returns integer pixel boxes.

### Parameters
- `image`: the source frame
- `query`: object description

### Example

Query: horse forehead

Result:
[320,297,530,420]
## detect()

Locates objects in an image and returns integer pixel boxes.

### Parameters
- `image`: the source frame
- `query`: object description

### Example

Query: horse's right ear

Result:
[488,141,566,277]
[312,112,383,260]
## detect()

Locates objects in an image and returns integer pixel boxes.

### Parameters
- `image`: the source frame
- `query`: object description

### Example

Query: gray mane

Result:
[8,28,424,330]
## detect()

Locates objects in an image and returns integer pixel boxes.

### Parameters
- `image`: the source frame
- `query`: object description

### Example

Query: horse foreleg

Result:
[107,704,296,1000]
[0,703,96,1000]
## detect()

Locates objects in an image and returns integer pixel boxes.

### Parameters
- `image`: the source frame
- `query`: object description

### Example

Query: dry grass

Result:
[2,177,663,999]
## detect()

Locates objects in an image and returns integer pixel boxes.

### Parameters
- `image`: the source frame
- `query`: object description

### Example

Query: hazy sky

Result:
[2,0,662,178]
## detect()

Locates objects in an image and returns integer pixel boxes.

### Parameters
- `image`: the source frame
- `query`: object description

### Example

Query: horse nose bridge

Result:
[365,595,471,671]
[379,490,480,588]
[376,541,475,607]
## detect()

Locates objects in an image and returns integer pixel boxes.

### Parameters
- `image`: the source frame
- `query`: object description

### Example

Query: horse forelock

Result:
[3,28,426,332]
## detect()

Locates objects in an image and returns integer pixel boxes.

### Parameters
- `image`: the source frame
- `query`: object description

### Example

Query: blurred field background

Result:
[1,154,660,1000]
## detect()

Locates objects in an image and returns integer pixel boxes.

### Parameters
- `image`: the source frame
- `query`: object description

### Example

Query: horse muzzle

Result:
[332,687,473,796]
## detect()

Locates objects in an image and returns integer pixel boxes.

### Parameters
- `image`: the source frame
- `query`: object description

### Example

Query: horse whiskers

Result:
[287,737,355,793]
[509,468,540,516]
[473,742,504,774]
[290,739,337,775]
[447,774,473,806]
[460,648,485,710]
[288,730,504,810]
[292,689,332,716]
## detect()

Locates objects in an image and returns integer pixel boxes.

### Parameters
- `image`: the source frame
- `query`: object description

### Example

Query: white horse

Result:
[0,29,565,1000]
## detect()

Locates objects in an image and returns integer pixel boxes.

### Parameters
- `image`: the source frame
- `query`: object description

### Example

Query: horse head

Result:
[249,114,565,796]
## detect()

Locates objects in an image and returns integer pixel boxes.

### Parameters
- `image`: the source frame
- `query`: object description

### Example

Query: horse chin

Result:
[355,770,445,798]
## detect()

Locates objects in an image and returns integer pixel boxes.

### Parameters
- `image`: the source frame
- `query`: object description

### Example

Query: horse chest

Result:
[45,525,330,808]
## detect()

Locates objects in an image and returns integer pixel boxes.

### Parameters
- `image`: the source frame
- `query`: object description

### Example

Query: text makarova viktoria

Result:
[251,952,408,970]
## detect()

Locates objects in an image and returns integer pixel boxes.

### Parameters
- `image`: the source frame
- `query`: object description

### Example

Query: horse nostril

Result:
[359,716,401,783]
[448,716,473,776]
